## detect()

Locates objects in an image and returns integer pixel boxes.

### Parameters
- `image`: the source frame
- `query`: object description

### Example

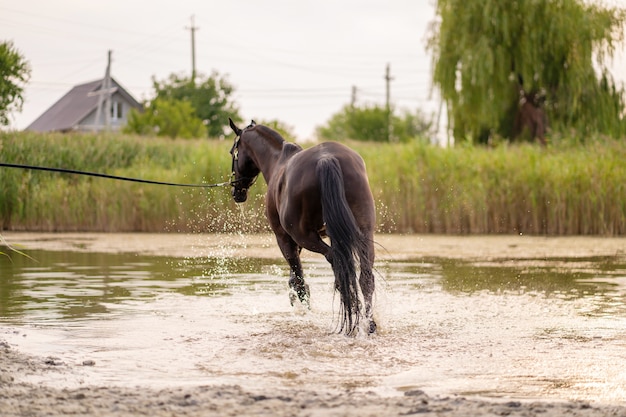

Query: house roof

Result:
[26,78,142,132]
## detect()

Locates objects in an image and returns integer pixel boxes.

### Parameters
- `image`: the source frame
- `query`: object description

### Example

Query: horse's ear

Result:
[229,117,242,136]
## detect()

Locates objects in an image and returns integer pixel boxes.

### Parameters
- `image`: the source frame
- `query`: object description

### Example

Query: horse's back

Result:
[282,141,375,233]
[286,142,369,192]
[291,142,367,178]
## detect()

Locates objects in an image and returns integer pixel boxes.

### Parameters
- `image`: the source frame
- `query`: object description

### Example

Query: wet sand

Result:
[4,231,626,260]
[2,336,626,417]
[2,232,626,417]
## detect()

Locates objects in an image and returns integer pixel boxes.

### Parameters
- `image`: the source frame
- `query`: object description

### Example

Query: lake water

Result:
[1,240,626,404]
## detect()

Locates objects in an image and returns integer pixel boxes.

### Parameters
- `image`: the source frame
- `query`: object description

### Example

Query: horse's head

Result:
[228,118,260,203]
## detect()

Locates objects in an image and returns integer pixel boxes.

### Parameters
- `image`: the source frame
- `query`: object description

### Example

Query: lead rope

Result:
[0,162,242,188]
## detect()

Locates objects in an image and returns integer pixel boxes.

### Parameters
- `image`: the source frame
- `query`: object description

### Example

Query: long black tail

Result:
[316,156,367,335]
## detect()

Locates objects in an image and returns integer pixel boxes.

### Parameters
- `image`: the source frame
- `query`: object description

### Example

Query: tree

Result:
[317,104,434,142]
[393,108,435,143]
[427,0,626,144]
[151,71,241,138]
[0,41,31,126]
[124,98,206,139]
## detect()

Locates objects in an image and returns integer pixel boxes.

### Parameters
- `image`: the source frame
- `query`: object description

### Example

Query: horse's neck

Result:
[248,135,285,180]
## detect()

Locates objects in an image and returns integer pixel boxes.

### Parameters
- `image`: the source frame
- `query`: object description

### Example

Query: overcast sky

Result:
[2,1,625,141]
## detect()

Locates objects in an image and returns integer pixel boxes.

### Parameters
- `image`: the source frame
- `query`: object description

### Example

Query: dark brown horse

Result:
[228,118,377,335]
[513,91,548,146]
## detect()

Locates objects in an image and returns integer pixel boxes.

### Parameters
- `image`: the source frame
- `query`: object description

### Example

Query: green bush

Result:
[316,105,434,143]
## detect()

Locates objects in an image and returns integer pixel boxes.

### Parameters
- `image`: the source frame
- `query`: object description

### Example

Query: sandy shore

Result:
[2,337,626,417]
[2,232,626,416]
[2,332,626,417]
[4,231,626,260]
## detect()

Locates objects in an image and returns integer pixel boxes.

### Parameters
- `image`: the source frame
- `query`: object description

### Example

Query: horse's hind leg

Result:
[283,229,334,308]
[360,239,377,334]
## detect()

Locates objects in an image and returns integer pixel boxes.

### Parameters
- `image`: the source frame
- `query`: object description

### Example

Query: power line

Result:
[2,9,428,84]
[0,6,177,39]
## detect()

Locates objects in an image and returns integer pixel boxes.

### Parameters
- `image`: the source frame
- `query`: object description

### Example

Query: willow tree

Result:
[427,0,626,144]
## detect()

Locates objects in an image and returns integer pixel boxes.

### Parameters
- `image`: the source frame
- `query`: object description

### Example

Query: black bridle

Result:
[230,124,259,190]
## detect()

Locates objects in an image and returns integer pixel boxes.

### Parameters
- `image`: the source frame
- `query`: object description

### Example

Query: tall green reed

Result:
[352,139,626,235]
[1,131,624,235]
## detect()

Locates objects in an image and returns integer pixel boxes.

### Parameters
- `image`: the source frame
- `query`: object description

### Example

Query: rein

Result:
[0,162,244,188]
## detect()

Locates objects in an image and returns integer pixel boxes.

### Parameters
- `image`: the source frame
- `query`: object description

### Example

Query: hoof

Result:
[368,320,377,334]
[288,289,298,306]
[289,287,310,309]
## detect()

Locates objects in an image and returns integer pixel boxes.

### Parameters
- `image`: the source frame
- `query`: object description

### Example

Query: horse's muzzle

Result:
[232,187,248,203]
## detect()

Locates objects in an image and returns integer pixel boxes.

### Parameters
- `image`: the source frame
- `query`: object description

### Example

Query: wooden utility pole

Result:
[384,63,394,142]
[104,50,112,130]
[186,15,199,85]
[91,50,117,131]
[351,85,357,108]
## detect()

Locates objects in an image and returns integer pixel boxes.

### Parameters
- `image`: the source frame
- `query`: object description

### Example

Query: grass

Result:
[1,131,625,235]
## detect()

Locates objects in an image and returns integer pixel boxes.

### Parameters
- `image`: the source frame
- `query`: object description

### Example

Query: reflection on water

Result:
[3,251,625,323]
[1,245,626,403]
[421,257,626,317]
[0,251,284,322]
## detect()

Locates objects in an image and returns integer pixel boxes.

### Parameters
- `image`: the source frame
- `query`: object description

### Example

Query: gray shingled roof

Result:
[27,78,142,132]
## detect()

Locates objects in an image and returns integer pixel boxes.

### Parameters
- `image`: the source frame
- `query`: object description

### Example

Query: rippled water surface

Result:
[2,243,626,403]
